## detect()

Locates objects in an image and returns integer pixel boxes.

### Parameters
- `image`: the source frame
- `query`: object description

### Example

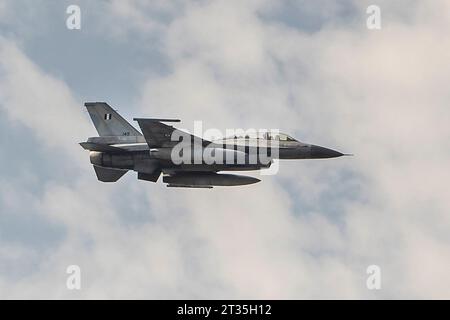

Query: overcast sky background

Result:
[0,0,449,299]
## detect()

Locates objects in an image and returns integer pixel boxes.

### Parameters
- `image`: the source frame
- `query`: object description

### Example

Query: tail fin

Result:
[85,102,142,137]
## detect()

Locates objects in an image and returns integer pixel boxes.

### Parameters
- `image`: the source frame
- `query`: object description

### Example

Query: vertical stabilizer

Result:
[85,102,142,137]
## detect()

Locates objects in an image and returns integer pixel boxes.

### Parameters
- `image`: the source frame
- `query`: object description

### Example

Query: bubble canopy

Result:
[218,132,298,142]
[264,132,297,142]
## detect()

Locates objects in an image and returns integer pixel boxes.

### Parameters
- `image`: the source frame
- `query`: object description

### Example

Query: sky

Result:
[0,0,449,299]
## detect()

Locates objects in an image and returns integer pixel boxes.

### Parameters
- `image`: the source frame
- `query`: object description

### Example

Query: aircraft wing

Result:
[134,118,211,148]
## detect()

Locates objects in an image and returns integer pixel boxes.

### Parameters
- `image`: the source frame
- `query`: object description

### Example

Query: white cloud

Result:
[136,0,450,298]
[0,0,449,299]
[0,38,93,162]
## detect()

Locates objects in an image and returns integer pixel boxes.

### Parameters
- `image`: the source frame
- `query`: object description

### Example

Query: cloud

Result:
[0,0,449,299]
[136,0,450,298]
[0,37,93,162]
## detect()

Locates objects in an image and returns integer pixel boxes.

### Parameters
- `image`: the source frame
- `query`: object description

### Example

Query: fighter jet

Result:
[80,102,347,188]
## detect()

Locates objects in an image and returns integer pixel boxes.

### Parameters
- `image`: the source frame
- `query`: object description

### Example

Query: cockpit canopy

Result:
[262,132,297,142]
[218,132,298,142]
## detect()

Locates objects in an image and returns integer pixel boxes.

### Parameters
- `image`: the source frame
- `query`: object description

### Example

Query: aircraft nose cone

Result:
[310,145,343,158]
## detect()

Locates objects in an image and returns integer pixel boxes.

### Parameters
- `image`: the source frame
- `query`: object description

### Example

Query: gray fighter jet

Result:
[80,102,347,188]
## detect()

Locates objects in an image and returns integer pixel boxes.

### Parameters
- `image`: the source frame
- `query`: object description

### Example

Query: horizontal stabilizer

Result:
[93,165,128,182]
[80,142,124,153]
